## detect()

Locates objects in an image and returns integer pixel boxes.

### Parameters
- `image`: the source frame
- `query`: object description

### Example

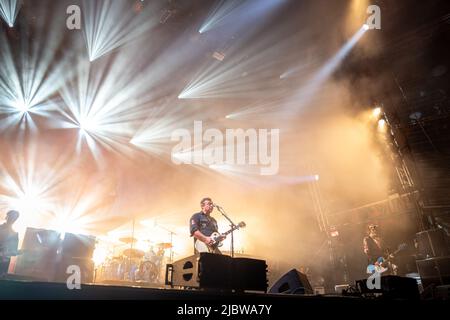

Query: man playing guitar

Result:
[363,224,399,275]
[0,210,20,277]
[189,197,225,254]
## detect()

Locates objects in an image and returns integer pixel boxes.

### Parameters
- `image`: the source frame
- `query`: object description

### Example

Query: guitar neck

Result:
[223,225,240,236]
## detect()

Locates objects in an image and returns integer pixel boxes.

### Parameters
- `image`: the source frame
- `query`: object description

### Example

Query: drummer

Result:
[144,246,157,261]
[154,247,165,266]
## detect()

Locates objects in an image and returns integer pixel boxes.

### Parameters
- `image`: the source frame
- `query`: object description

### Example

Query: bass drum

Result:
[136,261,158,283]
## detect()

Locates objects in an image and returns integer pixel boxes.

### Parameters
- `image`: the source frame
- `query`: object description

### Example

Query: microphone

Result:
[213,204,222,209]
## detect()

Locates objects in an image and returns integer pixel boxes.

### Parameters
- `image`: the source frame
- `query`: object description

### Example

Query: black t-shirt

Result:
[364,236,384,262]
[0,223,19,254]
[189,212,218,238]
[0,223,19,274]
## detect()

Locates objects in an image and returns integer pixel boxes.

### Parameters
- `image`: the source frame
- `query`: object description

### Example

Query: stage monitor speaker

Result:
[356,275,420,300]
[268,269,313,294]
[416,256,450,289]
[14,228,60,281]
[14,248,58,281]
[166,253,232,290]
[20,227,60,252]
[61,233,96,258]
[416,229,449,258]
[232,257,268,292]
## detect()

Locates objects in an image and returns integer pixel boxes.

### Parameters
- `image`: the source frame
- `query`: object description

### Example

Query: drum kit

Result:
[98,237,173,284]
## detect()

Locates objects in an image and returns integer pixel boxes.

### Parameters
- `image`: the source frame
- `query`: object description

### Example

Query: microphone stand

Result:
[215,205,237,258]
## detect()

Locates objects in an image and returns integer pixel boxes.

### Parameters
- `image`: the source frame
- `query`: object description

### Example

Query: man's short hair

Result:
[200,197,212,206]
[6,210,19,222]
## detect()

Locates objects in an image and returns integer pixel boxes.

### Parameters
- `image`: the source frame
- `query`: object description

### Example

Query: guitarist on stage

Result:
[363,224,398,275]
[189,197,225,254]
[0,210,20,277]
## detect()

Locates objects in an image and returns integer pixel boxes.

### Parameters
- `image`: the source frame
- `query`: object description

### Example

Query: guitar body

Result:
[194,222,246,254]
[367,257,389,274]
[194,232,225,253]
[366,243,407,274]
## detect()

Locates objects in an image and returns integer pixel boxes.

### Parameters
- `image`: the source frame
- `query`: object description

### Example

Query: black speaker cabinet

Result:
[166,253,268,292]
[61,233,96,258]
[14,248,59,281]
[21,227,60,251]
[166,253,232,290]
[416,256,450,289]
[268,269,313,294]
[416,229,449,258]
[232,257,268,292]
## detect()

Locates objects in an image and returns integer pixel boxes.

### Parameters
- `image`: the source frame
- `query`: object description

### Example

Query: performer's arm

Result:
[363,237,369,256]
[193,230,213,245]
[190,216,213,245]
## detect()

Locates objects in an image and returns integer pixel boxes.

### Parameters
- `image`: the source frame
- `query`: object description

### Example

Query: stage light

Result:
[13,188,46,215]
[377,119,386,132]
[82,0,162,61]
[92,246,109,266]
[78,115,98,134]
[363,23,370,31]
[13,100,30,114]
[372,107,382,119]
[282,24,369,113]
[0,0,22,28]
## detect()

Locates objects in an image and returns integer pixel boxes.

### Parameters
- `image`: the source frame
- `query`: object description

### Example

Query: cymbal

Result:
[119,237,137,244]
[155,242,172,249]
[122,248,145,258]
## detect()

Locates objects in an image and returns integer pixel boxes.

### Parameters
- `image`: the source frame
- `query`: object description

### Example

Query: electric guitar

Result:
[366,243,407,274]
[195,221,246,253]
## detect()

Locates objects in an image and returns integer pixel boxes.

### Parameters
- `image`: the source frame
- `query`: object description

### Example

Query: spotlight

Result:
[377,119,386,132]
[372,107,382,119]
[363,24,370,31]
[78,116,98,134]
[14,100,30,113]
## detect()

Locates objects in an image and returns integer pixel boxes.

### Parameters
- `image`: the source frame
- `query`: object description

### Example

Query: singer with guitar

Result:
[363,224,400,275]
[190,197,224,254]
[0,210,20,277]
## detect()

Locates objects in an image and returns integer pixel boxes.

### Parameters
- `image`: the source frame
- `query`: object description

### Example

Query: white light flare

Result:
[285,24,369,112]
[0,0,22,28]
[82,0,162,62]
